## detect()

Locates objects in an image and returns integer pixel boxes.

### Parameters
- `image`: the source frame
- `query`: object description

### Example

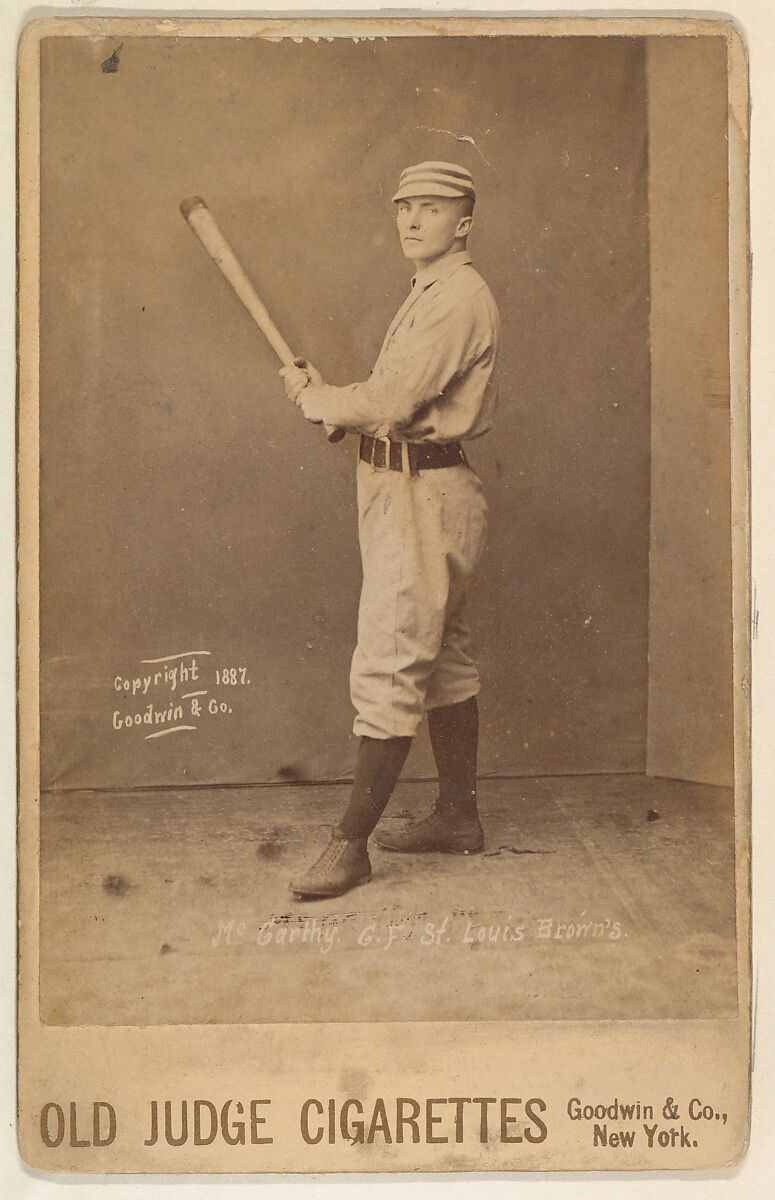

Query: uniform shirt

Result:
[298,250,500,443]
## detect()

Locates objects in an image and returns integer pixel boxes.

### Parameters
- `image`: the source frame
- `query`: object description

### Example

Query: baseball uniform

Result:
[287,161,500,898]
[298,248,501,739]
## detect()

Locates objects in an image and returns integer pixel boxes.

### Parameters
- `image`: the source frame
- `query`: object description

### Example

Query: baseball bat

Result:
[179,196,345,443]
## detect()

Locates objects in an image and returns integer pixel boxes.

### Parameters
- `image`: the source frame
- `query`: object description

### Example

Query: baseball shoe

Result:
[373,808,484,854]
[289,831,372,898]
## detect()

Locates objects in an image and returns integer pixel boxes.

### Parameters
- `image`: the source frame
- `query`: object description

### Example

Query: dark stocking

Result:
[335,735,412,840]
[428,695,479,814]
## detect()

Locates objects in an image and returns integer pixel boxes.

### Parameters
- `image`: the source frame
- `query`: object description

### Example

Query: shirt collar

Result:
[412,250,472,291]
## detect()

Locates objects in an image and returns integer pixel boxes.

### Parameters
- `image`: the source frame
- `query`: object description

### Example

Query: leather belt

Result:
[359,434,465,473]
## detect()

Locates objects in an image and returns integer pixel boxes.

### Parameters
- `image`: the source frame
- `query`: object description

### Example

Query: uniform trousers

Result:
[350,452,488,740]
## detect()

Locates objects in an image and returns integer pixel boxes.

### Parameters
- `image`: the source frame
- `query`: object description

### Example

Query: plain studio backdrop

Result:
[38,34,732,792]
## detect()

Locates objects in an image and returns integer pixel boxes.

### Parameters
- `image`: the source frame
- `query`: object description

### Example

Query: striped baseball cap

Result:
[392,161,476,203]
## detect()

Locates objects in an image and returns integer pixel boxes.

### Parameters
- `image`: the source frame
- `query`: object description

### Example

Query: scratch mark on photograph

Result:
[416,124,503,177]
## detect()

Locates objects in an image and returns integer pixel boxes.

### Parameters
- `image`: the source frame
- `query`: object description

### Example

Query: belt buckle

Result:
[371,434,392,470]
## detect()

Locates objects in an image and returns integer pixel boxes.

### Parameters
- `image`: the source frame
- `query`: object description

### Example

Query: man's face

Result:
[395,196,472,267]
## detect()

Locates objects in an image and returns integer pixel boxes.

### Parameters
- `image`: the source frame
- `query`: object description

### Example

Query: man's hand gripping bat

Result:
[179,197,345,443]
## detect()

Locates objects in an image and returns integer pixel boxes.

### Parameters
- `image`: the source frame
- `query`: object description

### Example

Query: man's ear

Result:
[456,214,473,239]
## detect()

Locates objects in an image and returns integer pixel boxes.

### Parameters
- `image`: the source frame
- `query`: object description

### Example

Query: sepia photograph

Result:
[33,25,741,1027]
[16,14,751,1173]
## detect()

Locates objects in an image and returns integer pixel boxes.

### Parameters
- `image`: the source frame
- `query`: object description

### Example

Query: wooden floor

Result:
[39,774,739,1025]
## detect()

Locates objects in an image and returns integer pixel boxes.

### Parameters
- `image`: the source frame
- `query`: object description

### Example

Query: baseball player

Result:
[281,161,501,899]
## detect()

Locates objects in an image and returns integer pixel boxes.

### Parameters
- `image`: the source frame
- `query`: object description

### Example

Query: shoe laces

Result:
[314,838,348,873]
[402,810,441,831]
[313,834,366,876]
